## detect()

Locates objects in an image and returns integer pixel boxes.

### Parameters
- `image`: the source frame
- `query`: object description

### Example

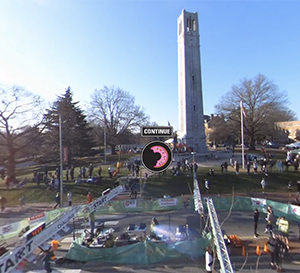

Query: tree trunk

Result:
[249,130,256,151]
[111,144,116,155]
[7,149,16,180]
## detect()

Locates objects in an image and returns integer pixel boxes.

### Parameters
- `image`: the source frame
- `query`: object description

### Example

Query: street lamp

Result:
[104,125,107,163]
[59,114,64,207]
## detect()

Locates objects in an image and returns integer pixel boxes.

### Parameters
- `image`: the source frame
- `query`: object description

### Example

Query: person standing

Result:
[254,208,259,238]
[150,217,159,238]
[235,161,240,175]
[88,164,94,178]
[98,165,102,176]
[277,216,289,249]
[0,196,7,212]
[274,234,287,272]
[205,179,209,191]
[86,192,94,204]
[67,191,72,206]
[261,178,266,193]
[247,161,251,175]
[19,195,26,208]
[224,161,228,173]
[65,167,69,182]
[253,159,258,174]
[205,246,214,273]
[267,232,277,269]
[70,165,74,181]
[89,212,95,238]
[265,206,273,233]
[42,246,53,273]
[54,192,60,209]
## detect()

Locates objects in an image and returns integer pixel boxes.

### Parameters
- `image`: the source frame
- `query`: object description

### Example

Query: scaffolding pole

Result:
[206,198,234,273]
[193,179,204,231]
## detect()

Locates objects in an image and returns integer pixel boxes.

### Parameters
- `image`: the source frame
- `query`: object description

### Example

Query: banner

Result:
[291,204,300,217]
[123,200,137,208]
[0,219,29,241]
[251,198,267,207]
[158,198,177,207]
[63,146,68,163]
[29,212,46,225]
[0,222,19,236]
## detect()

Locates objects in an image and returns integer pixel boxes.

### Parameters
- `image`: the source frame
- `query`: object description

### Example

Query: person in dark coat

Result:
[254,208,259,238]
[267,232,277,269]
[43,246,53,273]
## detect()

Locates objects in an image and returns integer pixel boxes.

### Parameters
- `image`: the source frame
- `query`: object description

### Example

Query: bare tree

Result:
[207,114,232,145]
[89,86,149,154]
[0,85,45,179]
[215,74,295,150]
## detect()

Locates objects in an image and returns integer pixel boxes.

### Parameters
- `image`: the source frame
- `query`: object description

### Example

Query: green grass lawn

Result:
[143,165,300,198]
[143,148,298,198]
[0,154,136,207]
[1,149,298,206]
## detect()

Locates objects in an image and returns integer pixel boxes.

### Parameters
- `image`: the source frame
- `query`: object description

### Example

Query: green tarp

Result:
[66,238,209,265]
[189,196,300,222]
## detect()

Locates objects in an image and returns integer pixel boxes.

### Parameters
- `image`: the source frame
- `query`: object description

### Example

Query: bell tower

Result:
[178,10,207,153]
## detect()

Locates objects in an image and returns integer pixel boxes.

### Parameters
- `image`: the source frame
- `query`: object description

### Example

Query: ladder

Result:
[206,198,234,273]
[0,185,124,273]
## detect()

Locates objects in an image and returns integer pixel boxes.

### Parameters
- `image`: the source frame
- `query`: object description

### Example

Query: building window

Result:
[194,105,196,111]
[192,75,194,82]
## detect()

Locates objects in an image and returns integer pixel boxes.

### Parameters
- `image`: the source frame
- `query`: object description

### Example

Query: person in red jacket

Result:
[86,192,94,204]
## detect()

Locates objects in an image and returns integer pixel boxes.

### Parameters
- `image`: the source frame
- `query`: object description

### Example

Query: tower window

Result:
[193,20,196,31]
[187,17,191,31]
[192,75,194,81]
[194,105,196,111]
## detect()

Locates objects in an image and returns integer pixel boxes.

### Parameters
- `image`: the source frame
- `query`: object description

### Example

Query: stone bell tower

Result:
[177,10,207,153]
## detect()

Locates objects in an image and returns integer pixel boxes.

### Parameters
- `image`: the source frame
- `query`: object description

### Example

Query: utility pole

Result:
[59,114,64,207]
[104,125,107,163]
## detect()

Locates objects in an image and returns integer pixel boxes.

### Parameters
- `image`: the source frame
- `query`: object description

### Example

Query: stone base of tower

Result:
[178,133,207,153]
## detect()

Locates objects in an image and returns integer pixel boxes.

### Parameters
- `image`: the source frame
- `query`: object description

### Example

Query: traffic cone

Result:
[264,243,268,253]
[256,245,261,256]
[242,246,246,256]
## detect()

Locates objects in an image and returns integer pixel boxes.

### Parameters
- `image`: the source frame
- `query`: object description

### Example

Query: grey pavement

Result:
[19,210,300,273]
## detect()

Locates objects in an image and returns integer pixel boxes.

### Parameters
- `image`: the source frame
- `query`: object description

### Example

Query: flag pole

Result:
[240,100,245,169]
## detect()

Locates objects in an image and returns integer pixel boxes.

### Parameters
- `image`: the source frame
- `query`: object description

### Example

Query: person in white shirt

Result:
[205,246,214,273]
[67,191,72,206]
[261,178,266,193]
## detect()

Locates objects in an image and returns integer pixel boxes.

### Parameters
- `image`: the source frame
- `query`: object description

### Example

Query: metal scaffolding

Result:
[206,198,234,273]
[193,179,204,216]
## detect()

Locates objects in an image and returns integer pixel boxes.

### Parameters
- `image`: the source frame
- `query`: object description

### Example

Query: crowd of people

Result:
[171,158,198,177]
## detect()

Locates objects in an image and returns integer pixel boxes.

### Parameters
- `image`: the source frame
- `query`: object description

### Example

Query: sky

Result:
[0,0,299,131]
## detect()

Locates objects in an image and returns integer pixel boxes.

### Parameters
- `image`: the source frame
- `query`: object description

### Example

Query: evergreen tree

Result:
[41,87,96,165]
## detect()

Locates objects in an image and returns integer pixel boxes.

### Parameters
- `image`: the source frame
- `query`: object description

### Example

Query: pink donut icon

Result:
[150,145,168,168]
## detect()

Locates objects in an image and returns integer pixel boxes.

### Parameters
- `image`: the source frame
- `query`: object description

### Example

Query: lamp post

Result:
[59,114,64,207]
[104,125,107,163]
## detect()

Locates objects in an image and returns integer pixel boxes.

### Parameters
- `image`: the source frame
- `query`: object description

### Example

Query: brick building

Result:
[274,121,300,140]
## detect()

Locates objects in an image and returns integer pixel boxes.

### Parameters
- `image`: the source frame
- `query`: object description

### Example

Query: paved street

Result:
[18,210,300,273]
